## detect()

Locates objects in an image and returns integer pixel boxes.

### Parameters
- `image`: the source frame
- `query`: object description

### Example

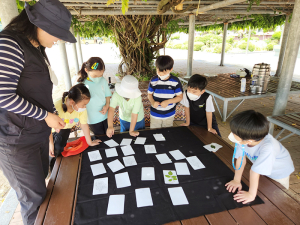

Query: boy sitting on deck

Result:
[180,74,221,136]
[226,110,294,204]
[148,55,183,128]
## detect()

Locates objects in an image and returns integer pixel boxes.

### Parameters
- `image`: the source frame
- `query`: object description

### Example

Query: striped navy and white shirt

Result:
[148,75,183,119]
[0,36,48,120]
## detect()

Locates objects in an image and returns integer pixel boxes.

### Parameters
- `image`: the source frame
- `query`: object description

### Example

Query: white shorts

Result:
[272,176,290,189]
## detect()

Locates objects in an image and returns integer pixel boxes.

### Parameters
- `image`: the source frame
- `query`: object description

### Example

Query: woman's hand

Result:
[45,112,65,129]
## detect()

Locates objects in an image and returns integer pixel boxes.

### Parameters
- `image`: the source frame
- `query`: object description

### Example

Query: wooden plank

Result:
[71,154,82,225]
[228,207,266,225]
[43,155,81,225]
[188,126,297,225]
[205,211,236,225]
[181,216,209,225]
[34,157,62,225]
[164,221,182,225]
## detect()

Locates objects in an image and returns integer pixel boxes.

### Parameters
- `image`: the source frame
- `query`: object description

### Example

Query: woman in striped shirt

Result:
[0,1,76,224]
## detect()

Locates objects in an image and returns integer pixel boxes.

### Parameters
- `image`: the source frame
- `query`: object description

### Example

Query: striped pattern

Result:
[148,75,183,119]
[0,37,48,120]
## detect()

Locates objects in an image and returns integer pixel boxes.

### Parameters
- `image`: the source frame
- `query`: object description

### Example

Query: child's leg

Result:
[89,119,108,136]
[162,116,175,128]
[134,118,145,130]
[150,116,163,129]
[120,118,130,132]
[212,123,222,137]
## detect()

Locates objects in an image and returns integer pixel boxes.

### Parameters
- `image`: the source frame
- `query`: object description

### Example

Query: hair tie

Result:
[91,62,99,70]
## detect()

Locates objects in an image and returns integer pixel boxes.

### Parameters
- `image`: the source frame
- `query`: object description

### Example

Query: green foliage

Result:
[238,42,255,51]
[171,71,179,77]
[213,43,232,53]
[195,34,222,47]
[171,34,180,40]
[194,42,205,51]
[165,171,178,181]
[242,37,259,42]
[16,0,36,13]
[271,31,282,40]
[226,35,235,44]
[266,41,278,51]
[172,43,183,49]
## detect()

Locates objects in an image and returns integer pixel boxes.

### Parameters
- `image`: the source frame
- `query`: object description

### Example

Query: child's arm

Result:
[81,123,101,146]
[148,93,160,108]
[129,113,139,137]
[160,94,183,108]
[49,132,55,157]
[180,106,190,126]
[233,169,260,204]
[100,97,111,115]
[106,107,115,138]
[225,156,246,192]
[206,112,217,134]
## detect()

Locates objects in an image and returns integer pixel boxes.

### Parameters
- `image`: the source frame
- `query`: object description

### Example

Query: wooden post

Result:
[220,23,228,66]
[0,0,18,28]
[186,14,195,78]
[58,41,72,90]
[272,0,300,116]
[275,15,291,77]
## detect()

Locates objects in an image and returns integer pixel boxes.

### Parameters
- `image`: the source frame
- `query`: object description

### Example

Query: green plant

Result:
[251,37,259,41]
[194,42,205,51]
[271,31,282,41]
[238,42,255,51]
[165,171,177,182]
[213,43,232,53]
[266,42,277,51]
[170,72,179,77]
[226,35,235,44]
[172,43,183,49]
[264,38,272,44]
[181,43,188,50]
[201,45,207,51]
[194,34,222,46]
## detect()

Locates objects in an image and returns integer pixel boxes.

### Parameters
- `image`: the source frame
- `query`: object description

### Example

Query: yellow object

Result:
[53,99,88,130]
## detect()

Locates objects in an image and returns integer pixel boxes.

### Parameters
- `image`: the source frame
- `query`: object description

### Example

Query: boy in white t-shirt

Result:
[180,74,221,136]
[226,110,294,204]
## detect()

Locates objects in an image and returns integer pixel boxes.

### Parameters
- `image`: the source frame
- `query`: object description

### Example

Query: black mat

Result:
[74,127,263,225]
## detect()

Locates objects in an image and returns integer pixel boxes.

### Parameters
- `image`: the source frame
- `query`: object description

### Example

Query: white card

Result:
[105,148,118,158]
[135,137,146,145]
[123,156,137,167]
[175,163,190,175]
[135,188,153,208]
[169,150,186,160]
[88,150,102,162]
[203,143,223,152]
[156,153,172,164]
[93,177,108,195]
[120,138,132,146]
[153,133,166,141]
[168,187,189,206]
[107,159,125,173]
[115,172,131,188]
[90,163,106,176]
[186,156,205,170]
[141,167,155,181]
[163,170,179,184]
[104,139,119,148]
[107,195,125,215]
[144,145,157,154]
[121,145,135,156]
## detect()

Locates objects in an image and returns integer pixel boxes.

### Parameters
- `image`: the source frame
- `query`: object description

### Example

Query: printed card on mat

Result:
[107,159,125,173]
[90,163,106,176]
[93,177,108,195]
[141,167,155,181]
[107,195,125,215]
[168,187,189,206]
[186,156,205,170]
[104,139,119,148]
[88,150,102,162]
[135,188,153,208]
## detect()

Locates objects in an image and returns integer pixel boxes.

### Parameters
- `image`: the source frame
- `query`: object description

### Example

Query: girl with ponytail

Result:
[49,83,101,169]
[78,57,112,136]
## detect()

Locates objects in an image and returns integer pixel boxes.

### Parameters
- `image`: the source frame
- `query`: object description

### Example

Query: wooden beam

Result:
[178,17,255,26]
[192,0,248,13]
[70,9,285,15]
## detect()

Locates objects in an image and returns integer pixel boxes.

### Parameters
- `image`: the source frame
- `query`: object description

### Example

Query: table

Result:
[35,127,300,225]
[267,112,300,141]
[179,75,300,122]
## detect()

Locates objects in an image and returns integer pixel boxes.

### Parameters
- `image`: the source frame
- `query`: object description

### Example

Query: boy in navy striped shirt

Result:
[148,56,183,128]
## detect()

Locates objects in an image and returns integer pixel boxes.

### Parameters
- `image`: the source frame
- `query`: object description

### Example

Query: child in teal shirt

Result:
[107,75,145,137]
[78,57,112,136]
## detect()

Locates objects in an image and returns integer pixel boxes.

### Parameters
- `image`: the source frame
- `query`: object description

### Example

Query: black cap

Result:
[25,0,76,43]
